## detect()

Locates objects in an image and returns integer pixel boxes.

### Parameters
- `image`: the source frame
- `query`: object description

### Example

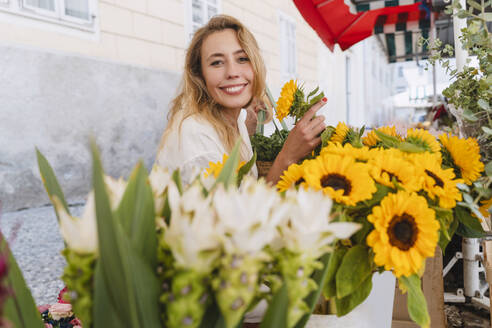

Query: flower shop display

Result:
[29,140,361,328]
[246,75,488,327]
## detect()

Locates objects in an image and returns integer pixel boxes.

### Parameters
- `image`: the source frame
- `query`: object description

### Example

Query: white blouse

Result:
[155,109,258,185]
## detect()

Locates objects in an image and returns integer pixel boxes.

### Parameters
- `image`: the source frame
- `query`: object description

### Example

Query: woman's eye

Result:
[238,57,250,63]
[211,60,223,66]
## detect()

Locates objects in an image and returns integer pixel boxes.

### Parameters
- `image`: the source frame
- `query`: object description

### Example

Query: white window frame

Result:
[185,0,222,43]
[0,0,96,32]
[278,11,297,79]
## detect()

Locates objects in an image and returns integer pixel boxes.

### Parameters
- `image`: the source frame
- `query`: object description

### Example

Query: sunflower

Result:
[439,133,484,184]
[405,128,441,153]
[368,149,422,192]
[320,142,375,162]
[366,191,439,277]
[303,153,376,206]
[408,152,463,209]
[276,80,298,121]
[330,122,350,144]
[204,154,245,178]
[363,126,402,147]
[479,197,492,219]
[277,163,307,192]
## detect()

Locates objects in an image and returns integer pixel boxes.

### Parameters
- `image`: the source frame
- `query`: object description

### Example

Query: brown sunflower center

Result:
[387,213,418,251]
[320,174,352,195]
[425,169,444,187]
[295,178,305,186]
[381,170,402,183]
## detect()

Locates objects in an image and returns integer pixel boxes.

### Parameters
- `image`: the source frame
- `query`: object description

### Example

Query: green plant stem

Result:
[265,86,288,142]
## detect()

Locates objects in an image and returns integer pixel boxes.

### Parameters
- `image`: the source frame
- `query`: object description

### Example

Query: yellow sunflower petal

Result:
[366,190,439,277]
[330,122,350,144]
[405,128,441,153]
[276,80,298,122]
[277,163,307,192]
[439,133,484,184]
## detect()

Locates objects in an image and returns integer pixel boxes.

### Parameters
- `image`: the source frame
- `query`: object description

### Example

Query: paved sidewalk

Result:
[1,204,83,305]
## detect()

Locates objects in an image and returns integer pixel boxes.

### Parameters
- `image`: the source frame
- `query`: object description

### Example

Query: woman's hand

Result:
[266,97,327,184]
[245,98,266,136]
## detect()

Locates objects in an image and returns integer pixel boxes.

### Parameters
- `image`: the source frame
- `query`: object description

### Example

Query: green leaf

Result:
[439,218,459,254]
[259,284,288,328]
[172,169,183,194]
[374,130,401,148]
[90,140,140,327]
[477,99,490,110]
[485,161,492,177]
[306,86,319,101]
[2,234,44,328]
[115,162,157,268]
[237,150,257,186]
[399,275,430,328]
[199,298,226,328]
[398,141,426,153]
[456,222,485,238]
[467,0,483,11]
[36,148,70,216]
[213,140,241,189]
[462,108,479,122]
[482,126,492,135]
[294,253,332,328]
[334,274,372,316]
[323,248,348,298]
[455,205,484,233]
[93,262,124,328]
[336,245,372,298]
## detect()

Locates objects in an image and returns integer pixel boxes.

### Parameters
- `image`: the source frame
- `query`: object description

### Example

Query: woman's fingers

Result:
[300,97,327,123]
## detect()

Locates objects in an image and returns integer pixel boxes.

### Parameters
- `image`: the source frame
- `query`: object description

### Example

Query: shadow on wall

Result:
[0,44,180,212]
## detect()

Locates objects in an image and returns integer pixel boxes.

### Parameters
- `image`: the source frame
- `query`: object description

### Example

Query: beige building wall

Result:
[0,0,319,90]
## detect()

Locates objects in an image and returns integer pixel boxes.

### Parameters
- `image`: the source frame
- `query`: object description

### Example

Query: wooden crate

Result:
[392,247,447,328]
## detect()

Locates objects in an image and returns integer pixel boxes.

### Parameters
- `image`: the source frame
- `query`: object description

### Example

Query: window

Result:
[279,12,296,78]
[0,0,95,30]
[398,66,404,77]
[186,0,220,41]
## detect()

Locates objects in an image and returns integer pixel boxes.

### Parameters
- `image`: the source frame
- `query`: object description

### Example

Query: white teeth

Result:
[223,86,244,93]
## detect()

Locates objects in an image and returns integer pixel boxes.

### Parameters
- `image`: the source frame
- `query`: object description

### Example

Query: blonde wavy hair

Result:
[158,15,269,160]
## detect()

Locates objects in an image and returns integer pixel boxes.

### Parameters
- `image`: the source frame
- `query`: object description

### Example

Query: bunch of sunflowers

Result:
[273,81,489,327]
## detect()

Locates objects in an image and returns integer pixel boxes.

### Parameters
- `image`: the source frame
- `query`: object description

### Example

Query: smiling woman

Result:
[155,15,327,186]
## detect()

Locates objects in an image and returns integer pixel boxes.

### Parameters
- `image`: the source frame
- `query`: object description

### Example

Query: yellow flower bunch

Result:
[276,122,485,279]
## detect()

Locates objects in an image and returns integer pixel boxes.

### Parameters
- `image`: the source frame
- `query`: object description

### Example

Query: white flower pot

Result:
[306,272,396,328]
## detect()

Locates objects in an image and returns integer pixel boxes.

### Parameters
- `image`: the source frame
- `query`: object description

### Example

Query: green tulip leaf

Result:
[336,245,372,299]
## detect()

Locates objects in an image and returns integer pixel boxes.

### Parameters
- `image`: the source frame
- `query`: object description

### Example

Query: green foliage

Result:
[423,0,492,164]
[251,130,290,161]
[90,141,161,327]
[259,284,288,328]
[237,150,257,186]
[399,275,430,328]
[335,245,372,299]
[2,234,44,328]
[36,148,70,218]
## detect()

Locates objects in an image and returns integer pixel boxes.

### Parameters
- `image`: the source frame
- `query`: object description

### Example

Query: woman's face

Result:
[200,29,254,112]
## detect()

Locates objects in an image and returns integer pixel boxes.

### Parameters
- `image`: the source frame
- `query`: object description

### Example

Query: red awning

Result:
[294,0,426,51]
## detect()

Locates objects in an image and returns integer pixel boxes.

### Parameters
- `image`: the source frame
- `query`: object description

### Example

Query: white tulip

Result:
[213,177,289,255]
[103,175,126,210]
[149,165,172,214]
[278,188,360,258]
[163,183,221,271]
[54,195,98,254]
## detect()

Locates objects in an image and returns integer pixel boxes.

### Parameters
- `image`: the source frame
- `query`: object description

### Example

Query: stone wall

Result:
[0,43,180,212]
